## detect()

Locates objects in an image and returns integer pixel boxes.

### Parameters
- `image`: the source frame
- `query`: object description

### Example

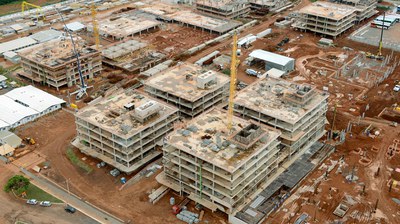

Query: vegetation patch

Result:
[66,147,93,174]
[24,184,62,202]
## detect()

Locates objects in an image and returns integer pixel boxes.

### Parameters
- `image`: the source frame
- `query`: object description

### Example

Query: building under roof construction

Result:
[73,90,179,174]
[234,77,329,166]
[18,38,102,91]
[144,62,230,118]
[195,0,250,19]
[157,108,281,214]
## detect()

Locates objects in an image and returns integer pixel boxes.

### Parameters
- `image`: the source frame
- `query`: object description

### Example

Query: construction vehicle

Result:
[55,7,92,100]
[227,32,239,131]
[24,137,36,145]
[21,1,45,23]
[366,12,385,60]
[172,198,190,215]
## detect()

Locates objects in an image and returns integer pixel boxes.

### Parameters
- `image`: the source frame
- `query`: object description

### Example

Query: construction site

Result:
[0,0,400,224]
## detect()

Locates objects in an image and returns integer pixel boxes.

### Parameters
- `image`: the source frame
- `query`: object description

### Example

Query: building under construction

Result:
[156,108,281,214]
[248,0,291,12]
[73,89,179,174]
[234,77,329,166]
[292,1,358,38]
[195,0,250,19]
[18,38,102,90]
[144,62,230,118]
[333,0,377,22]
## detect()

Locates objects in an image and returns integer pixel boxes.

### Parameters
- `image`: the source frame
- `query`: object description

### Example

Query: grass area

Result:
[24,184,62,203]
[0,0,64,16]
[66,147,93,174]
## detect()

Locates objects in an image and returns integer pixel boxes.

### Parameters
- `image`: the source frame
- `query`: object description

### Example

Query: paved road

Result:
[0,168,99,224]
[21,168,124,224]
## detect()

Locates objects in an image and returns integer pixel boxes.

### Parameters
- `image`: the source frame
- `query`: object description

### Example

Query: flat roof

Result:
[266,68,285,78]
[166,108,280,173]
[196,0,248,11]
[5,85,65,112]
[96,17,161,39]
[0,130,21,148]
[18,38,97,68]
[65,21,86,31]
[102,39,147,59]
[234,77,328,124]
[0,37,37,55]
[29,29,63,43]
[250,50,294,66]
[145,62,230,102]
[298,2,356,20]
[76,90,178,138]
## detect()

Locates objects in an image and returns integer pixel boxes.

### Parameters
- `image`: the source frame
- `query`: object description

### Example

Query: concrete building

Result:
[195,0,250,19]
[144,62,230,118]
[234,77,329,164]
[157,108,281,214]
[3,51,20,64]
[333,0,377,22]
[249,50,295,74]
[249,0,291,12]
[73,90,179,174]
[292,2,358,37]
[18,38,102,90]
[0,85,65,131]
[29,29,63,43]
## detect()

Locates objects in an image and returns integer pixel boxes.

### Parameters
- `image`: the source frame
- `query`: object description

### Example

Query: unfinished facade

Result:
[195,0,250,19]
[144,63,230,118]
[73,90,179,174]
[333,0,377,22]
[102,39,166,73]
[292,2,357,38]
[249,0,291,12]
[18,38,101,90]
[88,17,161,40]
[157,108,281,214]
[234,78,329,165]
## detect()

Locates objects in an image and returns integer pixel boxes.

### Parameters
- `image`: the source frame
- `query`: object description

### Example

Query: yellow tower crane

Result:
[21,1,45,23]
[91,3,100,50]
[227,32,239,131]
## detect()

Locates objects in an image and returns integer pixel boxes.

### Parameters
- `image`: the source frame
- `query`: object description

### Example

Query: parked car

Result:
[39,201,52,207]
[246,69,262,77]
[26,199,38,205]
[110,168,121,177]
[394,85,400,92]
[65,205,76,213]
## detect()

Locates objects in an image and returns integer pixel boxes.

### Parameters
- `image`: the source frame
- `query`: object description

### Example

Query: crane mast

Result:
[91,3,100,50]
[227,32,238,131]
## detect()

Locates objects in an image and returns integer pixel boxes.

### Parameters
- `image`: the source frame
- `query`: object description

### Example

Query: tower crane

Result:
[227,32,239,131]
[55,7,92,100]
[21,1,45,23]
[91,3,100,50]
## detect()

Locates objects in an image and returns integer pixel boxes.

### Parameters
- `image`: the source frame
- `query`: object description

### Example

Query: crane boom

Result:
[227,33,238,131]
[91,3,100,50]
[21,1,45,22]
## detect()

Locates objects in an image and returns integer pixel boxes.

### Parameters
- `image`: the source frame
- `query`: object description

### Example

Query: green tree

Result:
[4,175,30,194]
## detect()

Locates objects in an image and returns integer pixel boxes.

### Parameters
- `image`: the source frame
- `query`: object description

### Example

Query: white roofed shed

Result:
[249,49,295,74]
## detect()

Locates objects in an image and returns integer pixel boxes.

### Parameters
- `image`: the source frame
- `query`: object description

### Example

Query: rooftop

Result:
[0,37,37,55]
[145,62,230,102]
[29,29,63,43]
[18,38,98,68]
[0,95,37,126]
[234,78,328,124]
[75,90,178,138]
[102,39,148,60]
[166,108,280,173]
[249,49,294,66]
[298,2,356,20]
[96,17,161,39]
[5,85,65,112]
[196,0,248,11]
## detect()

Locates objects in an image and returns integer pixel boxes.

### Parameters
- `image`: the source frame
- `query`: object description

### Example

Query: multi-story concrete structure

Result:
[249,0,291,12]
[18,38,101,91]
[157,108,281,214]
[234,77,329,165]
[334,0,377,22]
[195,0,250,19]
[144,62,230,118]
[73,90,179,174]
[292,2,358,37]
